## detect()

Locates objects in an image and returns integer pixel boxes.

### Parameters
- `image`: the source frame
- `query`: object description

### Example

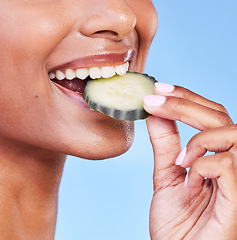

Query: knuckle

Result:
[174,86,192,99]
[216,111,233,126]
[172,97,185,116]
[215,103,228,114]
[220,152,236,170]
[232,124,237,131]
[229,124,237,136]
[188,131,204,149]
[165,96,185,121]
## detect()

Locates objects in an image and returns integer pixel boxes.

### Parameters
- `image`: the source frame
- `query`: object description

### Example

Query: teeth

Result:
[115,64,126,75]
[56,70,65,80]
[51,62,129,81]
[49,72,56,80]
[76,68,89,80]
[101,66,116,78]
[65,69,76,80]
[125,61,129,71]
[89,67,102,79]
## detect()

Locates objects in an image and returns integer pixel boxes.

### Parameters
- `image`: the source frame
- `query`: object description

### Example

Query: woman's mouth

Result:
[48,49,136,96]
[49,61,129,95]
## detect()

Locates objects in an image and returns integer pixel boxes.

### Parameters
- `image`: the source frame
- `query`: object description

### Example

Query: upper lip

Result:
[48,49,136,73]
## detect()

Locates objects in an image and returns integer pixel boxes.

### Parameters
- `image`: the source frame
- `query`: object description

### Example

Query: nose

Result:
[79,0,136,41]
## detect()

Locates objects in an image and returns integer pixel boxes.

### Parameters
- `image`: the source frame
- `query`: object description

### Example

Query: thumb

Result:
[146,116,186,190]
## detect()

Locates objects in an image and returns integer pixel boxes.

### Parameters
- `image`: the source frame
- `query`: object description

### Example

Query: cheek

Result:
[0,2,70,63]
[130,0,158,46]
[0,2,69,138]
[127,0,158,72]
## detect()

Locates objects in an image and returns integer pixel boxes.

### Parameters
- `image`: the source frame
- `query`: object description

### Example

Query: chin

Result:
[66,120,135,161]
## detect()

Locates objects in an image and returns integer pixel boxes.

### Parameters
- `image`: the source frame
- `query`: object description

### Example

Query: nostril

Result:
[91,30,120,41]
[95,30,118,36]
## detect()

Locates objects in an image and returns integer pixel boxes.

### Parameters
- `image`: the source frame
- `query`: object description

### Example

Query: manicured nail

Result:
[155,82,175,93]
[175,147,187,165]
[143,95,166,107]
[184,172,189,188]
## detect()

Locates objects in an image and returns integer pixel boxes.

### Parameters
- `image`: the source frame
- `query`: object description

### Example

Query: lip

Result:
[52,81,113,121]
[48,49,136,73]
[52,81,91,109]
[48,49,136,113]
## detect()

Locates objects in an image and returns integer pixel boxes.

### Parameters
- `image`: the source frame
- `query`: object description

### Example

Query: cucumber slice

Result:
[83,72,157,121]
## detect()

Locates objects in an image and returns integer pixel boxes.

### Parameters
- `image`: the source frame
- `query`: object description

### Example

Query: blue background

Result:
[55,1,237,239]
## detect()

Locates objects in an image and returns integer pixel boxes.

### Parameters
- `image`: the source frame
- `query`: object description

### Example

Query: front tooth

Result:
[56,70,65,80]
[65,69,76,80]
[75,68,89,80]
[89,67,102,79]
[101,66,116,78]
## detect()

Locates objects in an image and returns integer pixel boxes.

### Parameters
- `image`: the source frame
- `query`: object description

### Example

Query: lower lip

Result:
[52,81,90,109]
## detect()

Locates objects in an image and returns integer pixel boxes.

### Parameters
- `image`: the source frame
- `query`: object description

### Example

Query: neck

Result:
[0,141,66,240]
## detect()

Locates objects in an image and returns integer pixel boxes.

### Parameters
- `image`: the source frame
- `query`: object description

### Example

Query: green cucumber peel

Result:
[83,72,157,121]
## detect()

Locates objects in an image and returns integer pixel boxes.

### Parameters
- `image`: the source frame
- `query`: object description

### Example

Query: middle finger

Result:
[143,94,233,131]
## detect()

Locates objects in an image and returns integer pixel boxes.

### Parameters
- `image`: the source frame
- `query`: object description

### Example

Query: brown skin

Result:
[0,0,157,239]
[1,0,237,239]
[144,86,237,239]
[0,0,157,160]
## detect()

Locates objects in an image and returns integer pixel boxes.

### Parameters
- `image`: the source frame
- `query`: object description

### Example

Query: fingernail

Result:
[184,172,189,188]
[155,82,175,93]
[175,147,187,165]
[143,95,166,107]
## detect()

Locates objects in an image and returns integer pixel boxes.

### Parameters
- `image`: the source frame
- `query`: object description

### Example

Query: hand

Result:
[143,82,237,240]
